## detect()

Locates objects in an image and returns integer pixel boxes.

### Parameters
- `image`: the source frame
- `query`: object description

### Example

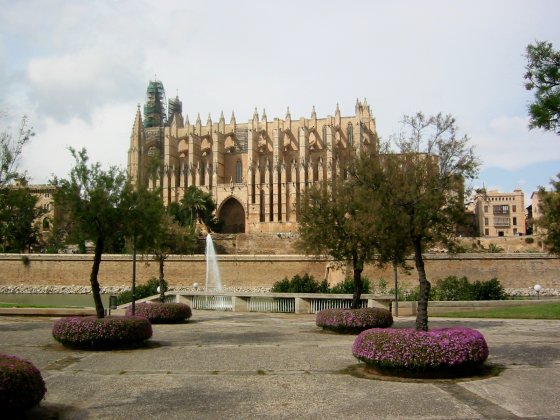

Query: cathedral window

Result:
[236,160,242,183]
[347,123,353,146]
[322,125,327,143]
[200,162,206,185]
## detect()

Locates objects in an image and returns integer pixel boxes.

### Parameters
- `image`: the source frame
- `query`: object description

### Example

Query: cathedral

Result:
[127,80,378,234]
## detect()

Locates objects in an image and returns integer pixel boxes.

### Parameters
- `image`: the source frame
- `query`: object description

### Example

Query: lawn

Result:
[433,302,560,319]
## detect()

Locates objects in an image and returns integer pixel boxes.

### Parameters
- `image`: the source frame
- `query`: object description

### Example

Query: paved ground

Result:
[1,311,559,419]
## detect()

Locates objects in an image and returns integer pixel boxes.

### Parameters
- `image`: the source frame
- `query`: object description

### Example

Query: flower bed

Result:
[52,316,153,350]
[316,307,393,333]
[0,354,46,412]
[352,327,489,373]
[125,302,192,324]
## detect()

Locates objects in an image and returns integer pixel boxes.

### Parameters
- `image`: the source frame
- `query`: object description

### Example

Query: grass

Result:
[433,302,560,319]
[0,302,84,309]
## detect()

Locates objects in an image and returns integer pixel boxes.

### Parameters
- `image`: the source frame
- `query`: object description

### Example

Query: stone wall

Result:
[1,253,559,292]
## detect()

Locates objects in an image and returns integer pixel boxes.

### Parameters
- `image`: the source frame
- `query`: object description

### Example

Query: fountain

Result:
[205,234,223,291]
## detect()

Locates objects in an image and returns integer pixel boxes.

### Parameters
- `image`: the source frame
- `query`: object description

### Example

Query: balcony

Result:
[494,217,510,227]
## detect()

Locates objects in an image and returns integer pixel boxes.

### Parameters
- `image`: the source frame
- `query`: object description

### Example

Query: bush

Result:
[525,237,535,244]
[271,274,329,293]
[0,354,46,412]
[125,302,192,324]
[352,327,489,372]
[316,307,393,333]
[472,278,505,300]
[116,277,168,305]
[433,276,473,301]
[329,277,371,294]
[52,316,153,350]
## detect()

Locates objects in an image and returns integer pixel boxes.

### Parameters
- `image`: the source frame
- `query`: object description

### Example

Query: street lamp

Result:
[534,284,542,300]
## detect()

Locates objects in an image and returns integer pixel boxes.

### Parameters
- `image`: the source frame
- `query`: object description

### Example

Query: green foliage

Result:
[471,278,506,300]
[536,175,560,254]
[524,40,560,134]
[525,237,535,244]
[173,186,221,231]
[0,115,34,187]
[125,302,192,324]
[433,302,560,319]
[52,316,153,350]
[433,276,474,301]
[486,243,504,253]
[0,354,46,412]
[0,187,42,252]
[329,277,371,294]
[116,277,167,305]
[271,274,329,293]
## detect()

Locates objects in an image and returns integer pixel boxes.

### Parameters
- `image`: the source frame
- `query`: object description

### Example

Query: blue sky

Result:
[1,0,559,205]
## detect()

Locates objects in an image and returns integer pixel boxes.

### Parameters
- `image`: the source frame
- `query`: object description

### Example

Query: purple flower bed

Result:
[0,354,46,412]
[125,302,192,324]
[352,327,489,372]
[52,316,153,350]
[316,307,393,333]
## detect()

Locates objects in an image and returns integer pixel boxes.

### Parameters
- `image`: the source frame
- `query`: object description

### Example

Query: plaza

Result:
[1,311,559,419]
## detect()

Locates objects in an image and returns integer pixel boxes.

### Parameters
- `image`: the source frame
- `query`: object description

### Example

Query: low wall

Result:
[0,253,559,292]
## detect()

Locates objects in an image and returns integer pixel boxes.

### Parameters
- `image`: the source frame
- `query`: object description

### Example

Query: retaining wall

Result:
[0,253,558,291]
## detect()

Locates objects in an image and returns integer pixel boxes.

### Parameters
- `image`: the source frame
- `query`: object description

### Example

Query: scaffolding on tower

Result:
[143,80,167,128]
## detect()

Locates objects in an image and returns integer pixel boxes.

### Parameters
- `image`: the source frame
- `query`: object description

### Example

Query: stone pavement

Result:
[1,311,559,419]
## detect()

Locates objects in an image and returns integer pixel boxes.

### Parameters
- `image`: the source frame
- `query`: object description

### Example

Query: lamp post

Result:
[534,284,542,300]
[132,234,137,315]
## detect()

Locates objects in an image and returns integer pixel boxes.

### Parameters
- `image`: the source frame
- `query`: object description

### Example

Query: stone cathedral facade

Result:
[128,80,378,234]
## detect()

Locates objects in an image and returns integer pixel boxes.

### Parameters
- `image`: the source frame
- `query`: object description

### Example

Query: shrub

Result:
[271,274,329,293]
[316,307,393,333]
[433,276,473,301]
[125,302,192,324]
[0,354,46,412]
[353,327,489,372]
[52,316,152,350]
[525,237,535,244]
[116,277,168,305]
[472,278,505,300]
[329,277,371,294]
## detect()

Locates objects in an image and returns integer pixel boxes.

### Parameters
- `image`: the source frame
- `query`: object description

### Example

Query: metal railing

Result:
[191,295,233,311]
[310,298,368,313]
[249,297,295,313]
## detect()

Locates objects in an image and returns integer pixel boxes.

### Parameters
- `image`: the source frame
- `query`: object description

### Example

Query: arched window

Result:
[235,160,242,183]
[200,161,206,186]
[347,123,353,146]
[322,125,327,143]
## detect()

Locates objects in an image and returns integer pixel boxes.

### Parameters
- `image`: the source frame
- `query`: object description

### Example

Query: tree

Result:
[173,186,221,232]
[536,174,560,254]
[355,113,479,331]
[298,176,381,308]
[524,41,560,134]
[0,187,42,252]
[0,115,34,187]
[51,148,131,318]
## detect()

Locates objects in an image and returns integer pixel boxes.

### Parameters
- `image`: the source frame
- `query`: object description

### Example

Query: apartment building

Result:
[474,189,526,237]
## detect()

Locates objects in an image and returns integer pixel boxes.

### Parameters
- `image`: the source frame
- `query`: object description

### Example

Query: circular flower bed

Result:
[316,307,393,333]
[352,327,489,374]
[52,316,153,350]
[0,354,46,412]
[125,302,192,324]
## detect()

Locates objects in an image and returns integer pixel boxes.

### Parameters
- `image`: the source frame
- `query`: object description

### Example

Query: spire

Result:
[230,110,236,125]
[262,108,267,121]
[219,110,225,123]
[196,113,201,124]
[185,114,190,126]
[207,113,212,125]
[335,103,341,115]
[285,106,291,120]
[253,107,258,119]
[311,105,317,119]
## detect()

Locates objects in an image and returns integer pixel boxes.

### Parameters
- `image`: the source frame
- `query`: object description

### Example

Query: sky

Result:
[1,0,559,206]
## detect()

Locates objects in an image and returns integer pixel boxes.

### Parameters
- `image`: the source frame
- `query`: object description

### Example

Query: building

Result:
[127,80,378,233]
[474,189,526,237]
[527,191,544,235]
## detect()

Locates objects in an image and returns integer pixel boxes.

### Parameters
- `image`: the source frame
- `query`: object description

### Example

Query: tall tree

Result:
[173,186,221,232]
[52,148,131,318]
[536,174,560,254]
[298,176,381,308]
[0,115,34,187]
[356,113,479,331]
[524,40,560,134]
[0,187,42,252]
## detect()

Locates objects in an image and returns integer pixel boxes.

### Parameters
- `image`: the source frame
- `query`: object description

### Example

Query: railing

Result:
[134,292,393,314]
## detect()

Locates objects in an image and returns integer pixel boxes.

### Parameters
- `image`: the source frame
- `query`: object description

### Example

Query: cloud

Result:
[467,116,560,170]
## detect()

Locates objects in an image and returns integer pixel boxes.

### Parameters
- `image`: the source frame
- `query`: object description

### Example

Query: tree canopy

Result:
[0,115,34,187]
[536,174,560,254]
[524,40,560,134]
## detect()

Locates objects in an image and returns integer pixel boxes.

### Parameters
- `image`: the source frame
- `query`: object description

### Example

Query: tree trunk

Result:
[159,255,165,302]
[351,256,364,309]
[413,238,430,331]
[91,236,105,318]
